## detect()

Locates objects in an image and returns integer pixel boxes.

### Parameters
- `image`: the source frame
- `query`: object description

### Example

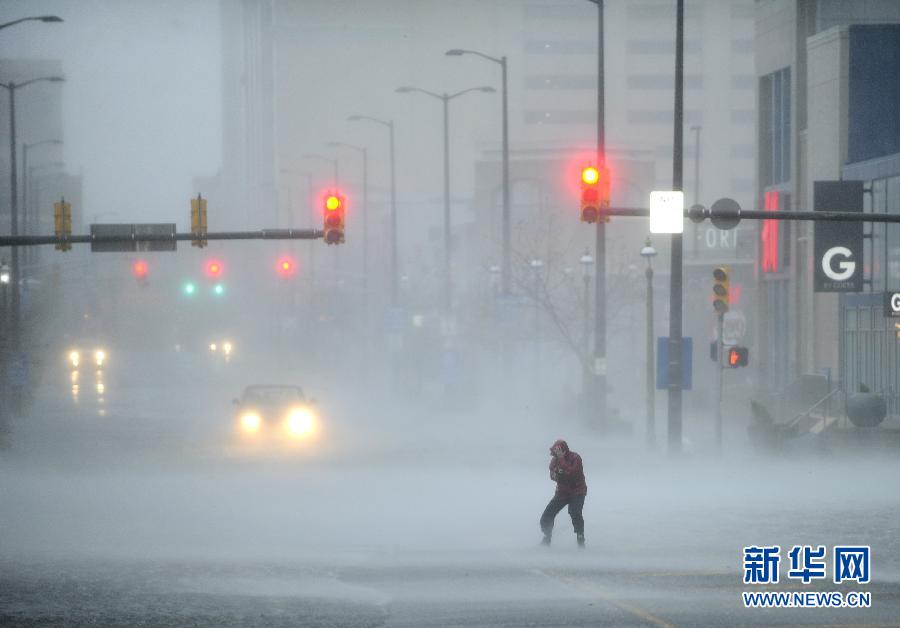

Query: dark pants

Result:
[540,493,585,537]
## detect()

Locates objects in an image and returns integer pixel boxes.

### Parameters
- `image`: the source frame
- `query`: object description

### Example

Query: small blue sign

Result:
[656,336,692,390]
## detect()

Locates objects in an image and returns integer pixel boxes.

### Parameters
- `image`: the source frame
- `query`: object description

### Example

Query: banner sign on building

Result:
[813,181,864,292]
[885,292,900,318]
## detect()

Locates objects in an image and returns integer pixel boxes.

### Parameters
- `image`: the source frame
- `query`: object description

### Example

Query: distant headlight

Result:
[69,350,80,368]
[286,407,315,437]
[209,343,218,352]
[94,349,106,366]
[223,341,233,355]
[240,412,261,433]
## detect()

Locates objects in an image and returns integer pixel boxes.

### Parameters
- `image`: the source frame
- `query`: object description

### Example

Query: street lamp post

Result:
[395,85,494,315]
[690,124,701,258]
[0,15,63,31]
[1,76,64,350]
[579,251,594,418]
[445,49,510,298]
[529,258,544,383]
[328,141,369,302]
[302,153,338,188]
[640,238,658,447]
[23,140,62,266]
[347,115,398,307]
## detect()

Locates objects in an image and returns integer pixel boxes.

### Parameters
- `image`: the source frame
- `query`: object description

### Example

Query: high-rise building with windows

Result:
[754,0,900,415]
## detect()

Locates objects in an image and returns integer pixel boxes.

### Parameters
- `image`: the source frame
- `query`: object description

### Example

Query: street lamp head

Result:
[640,237,658,258]
[477,86,496,93]
[326,141,341,147]
[40,16,64,22]
[347,115,362,121]
[46,76,65,83]
[395,86,413,93]
[445,49,465,56]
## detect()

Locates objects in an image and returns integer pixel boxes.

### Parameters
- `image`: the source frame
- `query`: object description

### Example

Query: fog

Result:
[2,1,898,624]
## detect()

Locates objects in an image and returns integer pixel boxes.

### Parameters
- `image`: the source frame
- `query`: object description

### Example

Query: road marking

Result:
[536,568,675,628]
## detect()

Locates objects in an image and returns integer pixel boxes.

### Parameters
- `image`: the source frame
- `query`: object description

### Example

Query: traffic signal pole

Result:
[594,0,607,431]
[0,228,324,248]
[715,311,724,451]
[667,0,685,455]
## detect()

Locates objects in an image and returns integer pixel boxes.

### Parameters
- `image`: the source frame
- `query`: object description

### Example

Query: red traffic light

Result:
[132,260,148,278]
[276,256,297,277]
[205,258,224,278]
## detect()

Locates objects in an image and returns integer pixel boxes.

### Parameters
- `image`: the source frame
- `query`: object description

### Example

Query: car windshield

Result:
[242,386,304,405]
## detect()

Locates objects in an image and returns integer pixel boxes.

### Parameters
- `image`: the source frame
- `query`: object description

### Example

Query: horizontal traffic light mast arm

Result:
[0,228,324,248]
[603,206,900,223]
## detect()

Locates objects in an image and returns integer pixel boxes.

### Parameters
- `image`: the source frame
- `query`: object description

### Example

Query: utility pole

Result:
[667,0,685,454]
[586,0,608,430]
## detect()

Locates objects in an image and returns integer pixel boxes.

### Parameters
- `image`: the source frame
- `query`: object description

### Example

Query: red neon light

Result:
[761,190,780,273]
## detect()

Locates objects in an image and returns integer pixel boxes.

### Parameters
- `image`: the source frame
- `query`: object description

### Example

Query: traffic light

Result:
[54,197,72,251]
[191,194,208,248]
[183,281,197,296]
[323,192,345,245]
[212,283,225,296]
[276,256,297,278]
[712,266,730,314]
[580,165,610,224]
[132,260,148,283]
[205,258,224,279]
[727,346,749,368]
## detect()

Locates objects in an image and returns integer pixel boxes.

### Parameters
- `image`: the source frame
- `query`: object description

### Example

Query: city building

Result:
[754,0,900,415]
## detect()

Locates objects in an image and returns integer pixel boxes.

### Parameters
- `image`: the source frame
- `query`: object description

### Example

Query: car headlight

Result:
[286,407,315,437]
[240,412,261,433]
[94,349,106,366]
[209,343,218,352]
[68,350,80,368]
[223,341,233,355]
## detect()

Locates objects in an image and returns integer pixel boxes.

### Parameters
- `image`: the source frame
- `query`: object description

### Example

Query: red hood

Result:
[550,439,569,455]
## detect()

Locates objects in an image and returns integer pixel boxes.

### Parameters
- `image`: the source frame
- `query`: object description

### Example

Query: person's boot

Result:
[541,534,551,546]
[577,534,585,548]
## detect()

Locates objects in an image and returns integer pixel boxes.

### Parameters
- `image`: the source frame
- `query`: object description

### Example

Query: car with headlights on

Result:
[232,385,318,444]
[66,344,108,371]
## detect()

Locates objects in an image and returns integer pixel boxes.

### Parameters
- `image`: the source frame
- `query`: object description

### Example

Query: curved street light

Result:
[0,75,65,349]
[446,48,510,298]
[0,15,63,31]
[347,114,398,306]
[395,84,494,314]
[302,153,338,188]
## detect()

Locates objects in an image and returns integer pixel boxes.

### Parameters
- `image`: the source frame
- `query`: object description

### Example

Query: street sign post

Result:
[656,336,692,390]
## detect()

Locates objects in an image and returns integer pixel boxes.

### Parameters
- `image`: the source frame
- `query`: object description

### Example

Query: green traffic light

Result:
[213,283,224,296]
[183,282,196,295]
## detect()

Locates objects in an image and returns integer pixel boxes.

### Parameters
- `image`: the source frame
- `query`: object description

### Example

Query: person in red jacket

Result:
[540,439,587,547]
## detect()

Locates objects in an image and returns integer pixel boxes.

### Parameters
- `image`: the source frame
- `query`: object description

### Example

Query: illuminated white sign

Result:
[649,191,684,234]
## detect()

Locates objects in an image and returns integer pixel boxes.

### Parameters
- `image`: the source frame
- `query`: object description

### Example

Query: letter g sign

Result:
[822,246,856,282]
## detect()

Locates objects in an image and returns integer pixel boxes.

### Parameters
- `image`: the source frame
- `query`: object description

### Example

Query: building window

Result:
[759,67,791,186]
